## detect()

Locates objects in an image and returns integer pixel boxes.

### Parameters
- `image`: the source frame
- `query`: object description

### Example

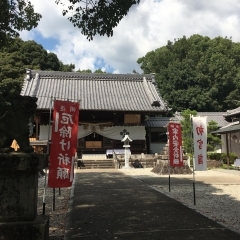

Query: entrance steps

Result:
[76,155,115,169]
[82,154,107,160]
[75,154,160,169]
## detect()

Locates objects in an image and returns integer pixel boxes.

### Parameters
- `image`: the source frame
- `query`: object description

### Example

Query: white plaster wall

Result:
[220,133,240,158]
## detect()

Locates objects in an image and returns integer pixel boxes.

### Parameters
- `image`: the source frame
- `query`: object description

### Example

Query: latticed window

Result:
[78,138,85,147]
[103,137,113,148]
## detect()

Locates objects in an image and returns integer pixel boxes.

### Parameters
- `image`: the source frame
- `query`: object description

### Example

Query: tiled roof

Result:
[212,122,240,134]
[21,70,169,112]
[145,117,179,128]
[174,112,229,128]
[225,107,240,117]
[196,112,229,127]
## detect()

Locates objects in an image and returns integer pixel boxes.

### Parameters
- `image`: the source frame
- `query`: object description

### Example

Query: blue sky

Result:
[33,32,59,51]
[20,0,240,73]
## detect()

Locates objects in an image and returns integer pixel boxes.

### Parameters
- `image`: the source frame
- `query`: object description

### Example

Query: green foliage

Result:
[138,35,240,112]
[207,120,222,151]
[0,0,41,48]
[1,0,139,44]
[94,69,106,73]
[59,62,75,72]
[180,111,221,154]
[76,69,92,73]
[0,38,74,117]
[207,152,237,164]
[55,0,140,40]
[180,109,197,154]
[76,68,106,73]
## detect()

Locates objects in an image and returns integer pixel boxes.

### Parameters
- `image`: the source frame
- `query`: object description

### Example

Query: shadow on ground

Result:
[65,170,240,240]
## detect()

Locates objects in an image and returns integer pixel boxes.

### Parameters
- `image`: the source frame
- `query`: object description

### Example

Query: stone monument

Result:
[0,95,49,240]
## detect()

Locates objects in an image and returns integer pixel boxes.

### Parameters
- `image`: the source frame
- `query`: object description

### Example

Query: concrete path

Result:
[65,169,240,240]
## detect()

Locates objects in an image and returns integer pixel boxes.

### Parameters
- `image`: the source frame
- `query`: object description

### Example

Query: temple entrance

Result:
[85,132,103,148]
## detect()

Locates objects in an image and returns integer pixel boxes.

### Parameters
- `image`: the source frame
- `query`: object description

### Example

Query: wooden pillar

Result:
[35,115,40,140]
[226,133,230,169]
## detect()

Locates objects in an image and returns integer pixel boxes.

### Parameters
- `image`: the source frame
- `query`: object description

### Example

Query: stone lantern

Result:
[121,134,132,168]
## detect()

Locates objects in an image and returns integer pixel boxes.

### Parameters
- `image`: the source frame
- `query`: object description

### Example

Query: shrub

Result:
[207,152,237,165]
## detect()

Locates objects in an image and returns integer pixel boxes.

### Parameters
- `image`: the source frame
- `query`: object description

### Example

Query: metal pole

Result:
[42,157,47,215]
[42,168,48,215]
[52,188,55,211]
[43,96,53,215]
[193,162,196,205]
[167,130,170,192]
[191,115,196,205]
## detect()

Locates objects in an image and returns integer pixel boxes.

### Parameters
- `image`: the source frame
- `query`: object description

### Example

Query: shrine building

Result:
[20,70,170,157]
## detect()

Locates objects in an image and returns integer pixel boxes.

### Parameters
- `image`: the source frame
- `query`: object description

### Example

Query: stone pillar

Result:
[124,147,130,168]
[0,153,49,240]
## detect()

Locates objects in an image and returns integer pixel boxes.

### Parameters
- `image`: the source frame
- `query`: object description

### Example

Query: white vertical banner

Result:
[192,116,207,171]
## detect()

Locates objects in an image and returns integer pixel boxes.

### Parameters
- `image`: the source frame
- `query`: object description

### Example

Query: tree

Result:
[181,111,221,154]
[137,35,240,113]
[0,0,41,48]
[1,0,139,46]
[207,120,222,151]
[132,69,139,74]
[76,68,107,73]
[59,62,75,72]
[180,109,197,154]
[76,69,92,73]
[55,0,140,40]
[0,38,74,117]
[94,69,106,73]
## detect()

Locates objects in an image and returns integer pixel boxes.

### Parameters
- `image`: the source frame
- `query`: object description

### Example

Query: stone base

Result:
[0,153,48,222]
[151,160,193,175]
[122,166,131,169]
[0,215,49,240]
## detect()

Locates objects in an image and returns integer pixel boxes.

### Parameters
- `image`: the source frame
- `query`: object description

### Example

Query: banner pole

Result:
[43,96,53,215]
[52,188,55,211]
[193,157,196,205]
[190,115,196,205]
[167,130,171,192]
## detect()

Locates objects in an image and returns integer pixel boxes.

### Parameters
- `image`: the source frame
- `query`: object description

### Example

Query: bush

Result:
[207,152,237,165]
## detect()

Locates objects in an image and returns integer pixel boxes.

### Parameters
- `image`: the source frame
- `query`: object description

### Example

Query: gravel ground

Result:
[37,174,71,239]
[120,168,240,235]
[37,168,240,238]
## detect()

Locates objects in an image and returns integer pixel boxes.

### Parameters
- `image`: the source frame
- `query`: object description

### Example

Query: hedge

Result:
[207,152,237,164]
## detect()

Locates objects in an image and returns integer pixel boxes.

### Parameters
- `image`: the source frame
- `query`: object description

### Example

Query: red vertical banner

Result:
[48,100,79,188]
[168,122,184,167]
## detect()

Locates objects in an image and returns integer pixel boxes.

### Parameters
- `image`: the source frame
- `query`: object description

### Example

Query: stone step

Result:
[78,166,115,169]
[82,154,106,160]
[76,159,115,169]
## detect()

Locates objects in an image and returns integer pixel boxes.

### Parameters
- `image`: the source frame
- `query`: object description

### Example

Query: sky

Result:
[20,0,240,74]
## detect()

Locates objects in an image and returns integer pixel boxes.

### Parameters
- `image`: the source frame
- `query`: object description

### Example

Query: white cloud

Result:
[20,0,240,73]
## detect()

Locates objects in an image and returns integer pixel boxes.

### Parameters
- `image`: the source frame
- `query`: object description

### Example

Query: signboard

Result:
[168,122,183,167]
[124,114,141,124]
[192,116,207,171]
[48,100,79,188]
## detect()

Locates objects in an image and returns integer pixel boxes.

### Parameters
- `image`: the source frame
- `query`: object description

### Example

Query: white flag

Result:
[192,116,207,171]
